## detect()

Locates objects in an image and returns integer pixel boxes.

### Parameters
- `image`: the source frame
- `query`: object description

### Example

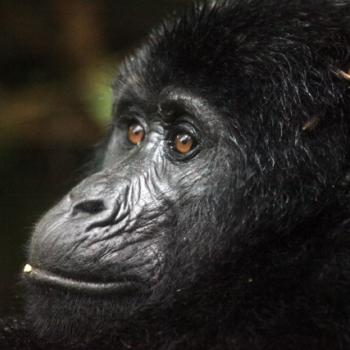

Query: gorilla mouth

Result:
[22,264,140,295]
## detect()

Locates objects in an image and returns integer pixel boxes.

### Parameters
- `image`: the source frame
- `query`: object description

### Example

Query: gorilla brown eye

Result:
[128,123,145,145]
[175,133,194,155]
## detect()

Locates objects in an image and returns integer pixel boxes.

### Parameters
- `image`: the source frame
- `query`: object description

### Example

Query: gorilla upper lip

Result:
[23,264,141,295]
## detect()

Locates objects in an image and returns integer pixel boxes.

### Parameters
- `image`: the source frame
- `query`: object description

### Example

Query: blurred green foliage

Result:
[84,61,117,127]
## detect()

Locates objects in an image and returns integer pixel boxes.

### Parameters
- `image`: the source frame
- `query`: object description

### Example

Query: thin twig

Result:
[338,69,350,81]
[302,116,320,131]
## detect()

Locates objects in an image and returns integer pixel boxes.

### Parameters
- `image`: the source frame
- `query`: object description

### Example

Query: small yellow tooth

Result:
[23,264,32,273]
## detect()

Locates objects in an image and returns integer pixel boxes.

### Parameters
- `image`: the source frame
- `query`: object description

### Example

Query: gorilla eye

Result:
[174,133,194,155]
[128,123,145,145]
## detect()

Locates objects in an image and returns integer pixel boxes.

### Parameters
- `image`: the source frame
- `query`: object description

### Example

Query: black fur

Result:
[1,0,350,349]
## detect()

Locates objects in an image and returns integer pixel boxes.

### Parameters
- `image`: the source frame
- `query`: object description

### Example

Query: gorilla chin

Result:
[24,271,147,348]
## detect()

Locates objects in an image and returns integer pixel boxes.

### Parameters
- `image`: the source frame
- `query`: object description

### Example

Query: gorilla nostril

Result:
[73,200,106,215]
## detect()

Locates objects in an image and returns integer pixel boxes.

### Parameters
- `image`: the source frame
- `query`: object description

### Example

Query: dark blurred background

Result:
[0,0,187,316]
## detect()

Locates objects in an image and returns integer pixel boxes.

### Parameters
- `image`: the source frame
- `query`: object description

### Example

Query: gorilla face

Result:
[24,87,241,343]
[23,0,350,348]
[27,89,233,290]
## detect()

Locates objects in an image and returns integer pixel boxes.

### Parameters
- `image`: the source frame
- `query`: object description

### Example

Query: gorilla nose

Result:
[72,199,106,215]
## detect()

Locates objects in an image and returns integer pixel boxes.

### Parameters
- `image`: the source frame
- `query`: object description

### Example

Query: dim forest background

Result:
[0,0,187,316]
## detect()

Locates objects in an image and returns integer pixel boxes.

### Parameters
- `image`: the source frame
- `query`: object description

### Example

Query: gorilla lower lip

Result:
[23,265,139,295]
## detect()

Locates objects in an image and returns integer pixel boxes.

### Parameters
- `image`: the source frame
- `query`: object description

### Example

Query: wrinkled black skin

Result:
[2,0,350,349]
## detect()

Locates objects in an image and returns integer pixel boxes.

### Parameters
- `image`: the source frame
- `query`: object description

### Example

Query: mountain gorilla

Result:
[1,0,350,349]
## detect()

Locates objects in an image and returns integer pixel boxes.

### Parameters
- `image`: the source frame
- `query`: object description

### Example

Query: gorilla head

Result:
[23,0,350,349]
